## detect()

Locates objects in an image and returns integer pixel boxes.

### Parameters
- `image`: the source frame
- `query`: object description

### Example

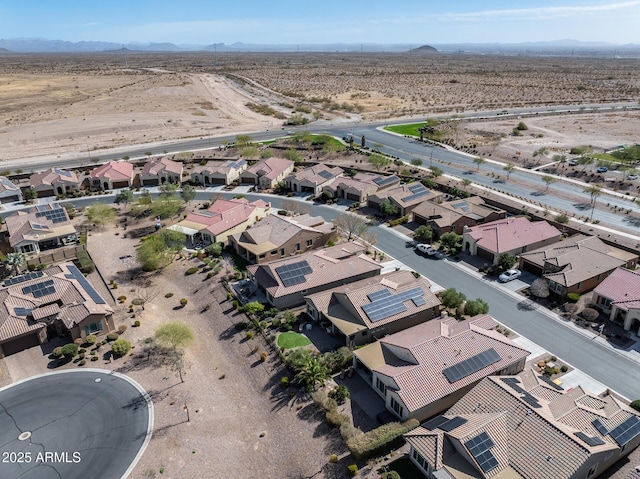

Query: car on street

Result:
[498,269,522,283]
[405,240,417,248]
[628,174,639,180]
[597,166,609,173]
[568,158,579,166]
[416,243,438,256]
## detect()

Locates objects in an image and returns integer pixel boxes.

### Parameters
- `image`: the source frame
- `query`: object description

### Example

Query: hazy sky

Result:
[2,0,640,45]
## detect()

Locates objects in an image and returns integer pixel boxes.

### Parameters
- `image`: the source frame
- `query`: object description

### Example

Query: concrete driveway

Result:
[0,369,152,479]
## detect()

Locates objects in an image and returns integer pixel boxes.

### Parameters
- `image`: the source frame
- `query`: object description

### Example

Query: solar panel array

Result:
[22,279,55,298]
[318,170,334,180]
[35,205,68,224]
[500,377,542,408]
[465,432,499,473]
[593,419,609,436]
[228,160,246,170]
[367,289,391,302]
[443,348,501,383]
[54,168,73,178]
[372,176,397,187]
[423,415,449,431]
[574,432,606,447]
[275,260,313,287]
[451,201,470,213]
[401,183,430,203]
[609,416,640,447]
[439,416,467,432]
[361,286,425,323]
[539,373,564,391]
[14,307,32,317]
[65,264,106,304]
[32,223,49,231]
[3,271,44,287]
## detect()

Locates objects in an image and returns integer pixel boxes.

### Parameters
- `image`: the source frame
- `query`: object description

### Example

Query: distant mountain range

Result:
[0,38,639,55]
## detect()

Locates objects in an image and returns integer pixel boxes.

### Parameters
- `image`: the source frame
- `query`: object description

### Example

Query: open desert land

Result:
[1,52,640,167]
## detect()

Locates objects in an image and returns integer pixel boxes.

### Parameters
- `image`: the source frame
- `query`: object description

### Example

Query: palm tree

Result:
[584,184,603,221]
[533,147,549,165]
[503,163,515,180]
[294,358,329,391]
[4,252,26,276]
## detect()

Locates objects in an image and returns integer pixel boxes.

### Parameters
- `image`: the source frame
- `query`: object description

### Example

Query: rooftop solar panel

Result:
[521,394,542,409]
[593,419,609,436]
[412,296,426,306]
[400,190,430,203]
[423,415,449,431]
[539,374,564,391]
[14,307,32,317]
[54,168,73,178]
[275,260,313,288]
[443,348,501,383]
[65,264,106,304]
[3,271,44,287]
[318,170,334,180]
[367,289,391,302]
[439,416,467,432]
[452,201,470,212]
[609,416,640,447]
[372,176,397,187]
[408,183,425,193]
[574,432,606,447]
[362,286,426,323]
[465,432,499,473]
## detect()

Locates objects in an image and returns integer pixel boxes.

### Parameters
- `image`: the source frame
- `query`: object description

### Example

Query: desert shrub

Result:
[78,352,85,360]
[185,267,199,275]
[567,292,580,302]
[52,347,63,358]
[631,400,640,413]
[329,454,339,463]
[581,308,600,321]
[180,298,188,306]
[85,334,97,345]
[561,365,568,373]
[440,288,466,309]
[165,292,174,298]
[204,242,223,257]
[464,298,490,316]
[326,409,350,428]
[91,356,99,362]
[271,317,282,328]
[381,472,401,479]
[280,376,290,388]
[346,419,420,460]
[347,464,359,477]
[388,216,409,227]
[246,331,254,340]
[555,213,570,224]
[329,385,350,405]
[133,320,141,327]
[111,339,132,357]
[61,343,79,358]
[530,278,550,298]
[78,360,86,366]
[77,250,95,274]
[118,324,128,333]
[106,332,119,341]
[340,422,361,441]
[117,295,127,303]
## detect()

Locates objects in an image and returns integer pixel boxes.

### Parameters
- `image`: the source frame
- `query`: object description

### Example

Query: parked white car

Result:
[416,243,438,256]
[498,269,522,283]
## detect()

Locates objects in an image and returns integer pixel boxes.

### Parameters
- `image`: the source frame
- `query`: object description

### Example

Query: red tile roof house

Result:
[367,183,444,217]
[353,314,529,423]
[246,242,382,309]
[519,234,638,298]
[239,157,295,190]
[404,369,640,479]
[593,268,640,335]
[90,161,134,190]
[305,269,441,347]
[0,263,115,358]
[140,157,183,186]
[322,172,400,203]
[284,164,344,195]
[29,168,81,198]
[229,213,337,264]
[168,197,269,245]
[0,176,23,204]
[4,204,77,255]
[190,159,248,186]
[462,217,562,265]
[412,196,507,236]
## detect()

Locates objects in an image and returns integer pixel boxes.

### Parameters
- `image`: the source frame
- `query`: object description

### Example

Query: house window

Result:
[271,250,277,255]
[296,243,301,251]
[259,254,266,259]
[280,248,285,256]
[390,397,404,418]
[586,464,597,478]
[412,448,428,471]
[306,239,313,247]
[376,377,385,394]
[84,321,103,336]
[576,282,582,290]
[362,330,368,336]
[549,280,556,290]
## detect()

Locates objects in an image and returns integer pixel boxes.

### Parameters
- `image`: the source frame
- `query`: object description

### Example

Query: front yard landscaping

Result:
[277,331,312,349]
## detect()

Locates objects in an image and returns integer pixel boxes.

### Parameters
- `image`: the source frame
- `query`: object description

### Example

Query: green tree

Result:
[241,146,260,159]
[155,321,195,351]
[115,189,135,209]
[294,357,329,391]
[410,158,423,167]
[23,187,37,202]
[244,301,265,317]
[496,252,516,272]
[464,298,490,316]
[3,252,26,276]
[87,203,117,228]
[461,179,472,190]
[285,148,303,163]
[61,343,79,358]
[533,147,549,164]
[541,175,556,192]
[503,162,515,180]
[439,232,462,254]
[136,229,186,271]
[516,121,528,131]
[369,154,391,171]
[553,154,567,176]
[584,184,603,221]
[139,188,152,205]
[429,166,443,179]
[440,288,466,309]
[473,157,486,171]
[111,339,132,357]
[205,242,223,257]
[414,225,433,242]
[181,184,196,204]
[379,199,397,218]
[235,134,253,148]
[152,196,182,219]
[260,148,274,159]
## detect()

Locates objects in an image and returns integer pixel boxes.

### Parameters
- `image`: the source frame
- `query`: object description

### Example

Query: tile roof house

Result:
[190,159,248,186]
[368,183,444,217]
[519,234,637,297]
[405,369,640,479]
[306,269,441,347]
[593,267,640,335]
[247,242,382,309]
[0,263,115,357]
[168,197,270,245]
[322,172,400,203]
[353,315,529,422]
[4,204,77,255]
[29,168,81,198]
[90,161,134,190]
[230,213,337,265]
[285,164,344,195]
[462,217,562,265]
[239,157,295,189]
[412,196,507,236]
[140,157,183,186]
[0,176,23,204]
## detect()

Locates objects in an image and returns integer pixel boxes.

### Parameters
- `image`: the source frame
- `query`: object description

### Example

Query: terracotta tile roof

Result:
[4,204,76,248]
[30,168,79,188]
[407,369,640,478]
[248,242,381,299]
[172,198,268,237]
[594,267,640,309]
[0,263,113,342]
[91,161,133,181]
[286,165,343,185]
[327,172,400,195]
[244,157,294,180]
[370,183,442,208]
[0,176,20,194]
[141,157,183,176]
[413,196,505,225]
[192,159,248,175]
[464,217,561,255]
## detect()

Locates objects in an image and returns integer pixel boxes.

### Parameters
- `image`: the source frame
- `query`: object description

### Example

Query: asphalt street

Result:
[0,369,152,479]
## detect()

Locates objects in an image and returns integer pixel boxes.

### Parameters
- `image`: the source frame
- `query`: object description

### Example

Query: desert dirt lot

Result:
[2,52,640,167]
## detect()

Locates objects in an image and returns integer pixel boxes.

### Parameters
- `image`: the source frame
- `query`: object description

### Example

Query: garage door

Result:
[112,181,130,189]
[520,260,543,276]
[346,193,360,201]
[142,179,159,187]
[210,177,225,185]
[1,333,40,356]
[477,247,494,263]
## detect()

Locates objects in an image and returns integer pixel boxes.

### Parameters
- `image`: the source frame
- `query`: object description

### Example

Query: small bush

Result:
[117,295,127,303]
[78,360,86,366]
[180,298,188,306]
[185,267,199,275]
[388,216,409,227]
[165,292,174,298]
[271,317,282,328]
[85,334,97,345]
[118,324,128,333]
[52,347,63,358]
[106,332,119,341]
[61,343,79,358]
[561,365,568,373]
[346,419,420,460]
[133,320,141,327]
[567,293,580,302]
[631,400,640,413]
[329,454,339,463]
[246,331,254,340]
[78,352,85,360]
[111,339,132,357]
[329,385,350,405]
[91,356,99,362]
[280,376,290,388]
[326,409,350,428]
[347,464,359,477]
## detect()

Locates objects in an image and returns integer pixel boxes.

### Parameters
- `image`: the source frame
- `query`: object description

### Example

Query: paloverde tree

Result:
[136,229,186,271]
[181,184,196,204]
[333,212,370,241]
[473,157,486,172]
[553,155,567,176]
[410,158,423,167]
[429,166,443,179]
[503,163,515,180]
[368,153,391,172]
[155,321,195,351]
[379,199,397,218]
[533,147,549,164]
[439,232,462,254]
[115,189,135,209]
[235,134,253,148]
[86,203,117,228]
[414,225,433,243]
[541,175,556,192]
